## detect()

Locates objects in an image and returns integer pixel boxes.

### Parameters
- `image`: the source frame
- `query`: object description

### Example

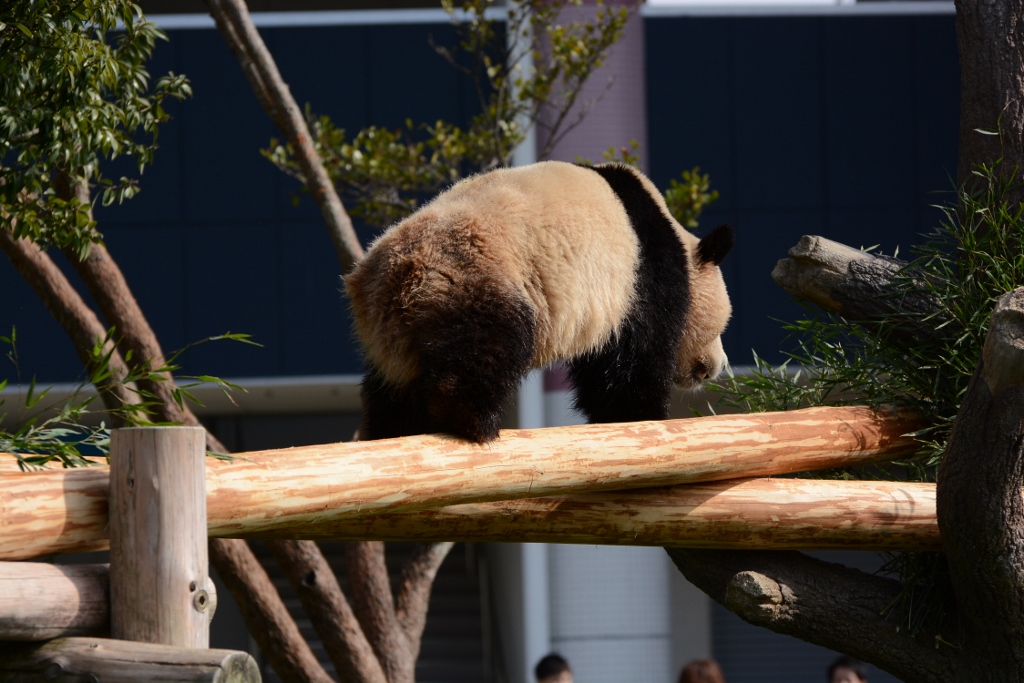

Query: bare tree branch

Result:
[770,234,950,350]
[268,540,387,683]
[667,548,957,683]
[395,542,454,646]
[0,229,138,418]
[203,0,364,273]
[938,287,1024,679]
[210,539,334,683]
[345,541,412,683]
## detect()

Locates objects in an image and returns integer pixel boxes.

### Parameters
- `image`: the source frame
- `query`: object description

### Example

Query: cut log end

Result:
[982,288,1024,396]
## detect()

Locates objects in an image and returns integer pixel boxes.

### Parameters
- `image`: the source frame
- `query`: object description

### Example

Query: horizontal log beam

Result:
[0,406,922,560]
[0,637,260,682]
[244,478,943,552]
[0,563,109,641]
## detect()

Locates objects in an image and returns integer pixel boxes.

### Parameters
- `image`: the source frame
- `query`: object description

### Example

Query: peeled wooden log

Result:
[0,465,109,558]
[262,478,942,552]
[0,563,108,640]
[0,637,260,682]
[0,406,923,560]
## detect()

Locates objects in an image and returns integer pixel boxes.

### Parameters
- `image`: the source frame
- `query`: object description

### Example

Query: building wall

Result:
[0,10,958,387]
[646,11,959,365]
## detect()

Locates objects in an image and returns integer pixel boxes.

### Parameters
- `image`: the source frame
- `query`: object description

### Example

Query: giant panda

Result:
[345,160,734,443]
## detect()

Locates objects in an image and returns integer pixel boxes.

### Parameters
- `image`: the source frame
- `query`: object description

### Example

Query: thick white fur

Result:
[347,161,640,386]
[346,160,731,388]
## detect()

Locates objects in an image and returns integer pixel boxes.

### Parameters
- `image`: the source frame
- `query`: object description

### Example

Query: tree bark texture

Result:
[284,479,942,552]
[771,234,948,350]
[955,0,1024,195]
[210,538,334,683]
[345,541,414,683]
[268,540,387,683]
[203,0,364,273]
[938,287,1024,680]
[202,406,921,537]
[0,230,137,415]
[666,548,958,683]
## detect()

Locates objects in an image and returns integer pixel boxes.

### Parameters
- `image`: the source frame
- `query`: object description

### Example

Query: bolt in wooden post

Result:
[109,427,214,647]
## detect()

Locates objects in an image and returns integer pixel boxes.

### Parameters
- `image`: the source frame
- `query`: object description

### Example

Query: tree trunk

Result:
[666,548,958,683]
[938,288,1024,680]
[954,0,1024,196]
[0,230,138,417]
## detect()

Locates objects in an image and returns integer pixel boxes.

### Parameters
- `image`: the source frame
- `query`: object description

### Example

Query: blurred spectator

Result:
[534,652,573,683]
[678,658,726,683]
[828,656,868,683]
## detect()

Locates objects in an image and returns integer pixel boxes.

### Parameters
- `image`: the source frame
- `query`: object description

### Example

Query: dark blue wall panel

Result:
[1,21,478,384]
[1,14,959,385]
[647,13,958,365]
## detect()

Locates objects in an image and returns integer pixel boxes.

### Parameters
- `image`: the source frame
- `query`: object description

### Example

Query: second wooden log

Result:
[0,637,260,683]
[244,477,942,551]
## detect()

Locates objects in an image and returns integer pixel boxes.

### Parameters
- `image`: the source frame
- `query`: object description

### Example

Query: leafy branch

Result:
[0,0,191,258]
[263,0,631,229]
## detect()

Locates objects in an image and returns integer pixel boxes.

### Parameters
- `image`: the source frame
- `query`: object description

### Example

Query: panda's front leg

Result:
[566,327,676,425]
[358,368,437,441]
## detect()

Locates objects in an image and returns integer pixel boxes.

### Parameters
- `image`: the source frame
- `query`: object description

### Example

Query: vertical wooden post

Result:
[109,427,214,647]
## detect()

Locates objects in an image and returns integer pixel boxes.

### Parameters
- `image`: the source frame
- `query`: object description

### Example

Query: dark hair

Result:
[535,653,571,681]
[828,657,867,682]
[678,659,725,683]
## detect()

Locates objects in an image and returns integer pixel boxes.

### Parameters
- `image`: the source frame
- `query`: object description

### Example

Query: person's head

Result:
[828,657,867,683]
[534,653,572,683]
[678,659,725,683]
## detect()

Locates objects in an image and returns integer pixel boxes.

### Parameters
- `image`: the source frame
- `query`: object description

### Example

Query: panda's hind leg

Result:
[416,285,537,443]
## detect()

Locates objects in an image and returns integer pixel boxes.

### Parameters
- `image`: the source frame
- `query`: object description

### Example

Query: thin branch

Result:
[209,539,333,683]
[268,540,387,683]
[60,240,227,454]
[204,0,364,273]
[667,548,957,683]
[538,75,614,160]
[395,542,454,644]
[345,541,411,682]
[0,229,138,418]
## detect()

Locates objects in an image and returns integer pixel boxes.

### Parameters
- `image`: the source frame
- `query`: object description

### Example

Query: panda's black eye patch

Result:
[696,224,735,266]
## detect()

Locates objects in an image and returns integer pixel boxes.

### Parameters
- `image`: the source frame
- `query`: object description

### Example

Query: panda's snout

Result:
[692,361,711,383]
[692,362,716,385]
[692,353,727,385]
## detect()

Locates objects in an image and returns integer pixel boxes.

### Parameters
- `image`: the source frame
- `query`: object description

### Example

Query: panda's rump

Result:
[346,211,532,387]
[346,161,643,385]
[451,163,641,366]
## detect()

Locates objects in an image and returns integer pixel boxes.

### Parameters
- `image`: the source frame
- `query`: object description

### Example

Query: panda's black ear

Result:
[696,224,735,266]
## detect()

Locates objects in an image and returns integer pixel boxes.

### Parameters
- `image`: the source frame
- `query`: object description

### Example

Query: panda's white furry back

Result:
[346,160,734,443]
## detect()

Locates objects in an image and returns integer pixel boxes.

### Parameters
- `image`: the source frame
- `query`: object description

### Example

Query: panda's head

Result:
[674,224,734,390]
